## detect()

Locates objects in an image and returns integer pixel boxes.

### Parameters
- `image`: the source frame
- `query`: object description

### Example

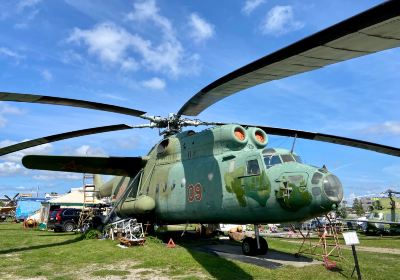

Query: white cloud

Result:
[363,121,400,136]
[188,13,215,43]
[100,93,127,101]
[73,145,107,157]
[126,0,173,35]
[68,0,198,76]
[141,77,165,90]
[41,69,53,81]
[33,171,81,181]
[0,161,23,176]
[242,0,265,15]
[68,22,139,71]
[260,5,304,36]
[0,102,24,128]
[0,47,24,62]
[0,139,53,162]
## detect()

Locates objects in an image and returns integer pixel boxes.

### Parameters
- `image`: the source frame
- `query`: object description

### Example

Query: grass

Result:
[0,223,399,279]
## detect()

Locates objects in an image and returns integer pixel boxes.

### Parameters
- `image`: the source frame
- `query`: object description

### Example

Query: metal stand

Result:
[107,218,145,246]
[350,245,362,280]
[295,215,343,267]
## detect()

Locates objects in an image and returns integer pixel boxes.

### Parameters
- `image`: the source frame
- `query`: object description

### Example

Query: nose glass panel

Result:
[322,174,343,202]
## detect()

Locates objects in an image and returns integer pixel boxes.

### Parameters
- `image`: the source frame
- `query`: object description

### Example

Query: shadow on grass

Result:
[159,233,253,280]
[38,233,76,236]
[0,235,84,255]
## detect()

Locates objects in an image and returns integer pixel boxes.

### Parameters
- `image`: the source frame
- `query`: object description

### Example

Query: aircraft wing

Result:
[178,1,400,116]
[22,155,146,176]
[342,219,400,225]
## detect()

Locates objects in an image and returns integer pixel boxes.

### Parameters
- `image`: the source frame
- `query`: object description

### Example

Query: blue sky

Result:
[0,0,399,202]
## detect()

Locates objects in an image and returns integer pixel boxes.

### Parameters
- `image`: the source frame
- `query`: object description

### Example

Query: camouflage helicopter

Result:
[1,1,400,255]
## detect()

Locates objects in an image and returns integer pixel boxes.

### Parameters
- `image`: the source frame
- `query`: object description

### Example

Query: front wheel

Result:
[242,237,256,256]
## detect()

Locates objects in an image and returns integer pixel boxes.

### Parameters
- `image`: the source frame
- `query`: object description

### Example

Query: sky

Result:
[0,0,399,202]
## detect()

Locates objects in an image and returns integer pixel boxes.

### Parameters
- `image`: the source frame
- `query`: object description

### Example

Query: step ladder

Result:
[77,174,99,231]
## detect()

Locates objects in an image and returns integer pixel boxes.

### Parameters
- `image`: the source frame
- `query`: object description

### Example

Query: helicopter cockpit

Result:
[262,148,303,168]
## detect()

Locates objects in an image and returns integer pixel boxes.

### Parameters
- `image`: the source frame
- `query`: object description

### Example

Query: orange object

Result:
[234,128,245,141]
[323,257,337,270]
[255,130,265,143]
[167,238,176,248]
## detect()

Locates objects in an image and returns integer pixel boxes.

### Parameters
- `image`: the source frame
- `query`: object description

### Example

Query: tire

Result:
[63,222,75,232]
[242,237,256,256]
[257,237,268,255]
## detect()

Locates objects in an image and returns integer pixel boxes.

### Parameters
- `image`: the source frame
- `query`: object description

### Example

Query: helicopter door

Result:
[238,157,270,206]
[241,158,262,192]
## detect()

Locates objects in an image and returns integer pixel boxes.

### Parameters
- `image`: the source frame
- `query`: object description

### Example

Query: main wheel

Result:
[242,237,257,256]
[63,222,75,232]
[257,237,268,255]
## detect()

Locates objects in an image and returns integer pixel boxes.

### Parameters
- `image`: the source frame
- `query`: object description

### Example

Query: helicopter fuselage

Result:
[99,124,343,224]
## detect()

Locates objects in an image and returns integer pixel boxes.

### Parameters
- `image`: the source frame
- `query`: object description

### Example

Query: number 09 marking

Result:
[187,183,202,202]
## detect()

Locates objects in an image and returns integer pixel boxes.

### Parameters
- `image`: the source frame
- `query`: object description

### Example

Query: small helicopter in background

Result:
[0,193,19,222]
[0,1,400,255]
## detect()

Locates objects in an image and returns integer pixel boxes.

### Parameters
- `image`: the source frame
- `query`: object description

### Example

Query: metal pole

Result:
[351,245,362,280]
[254,224,260,249]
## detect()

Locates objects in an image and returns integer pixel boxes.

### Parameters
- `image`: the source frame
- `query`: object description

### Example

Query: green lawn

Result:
[0,223,399,279]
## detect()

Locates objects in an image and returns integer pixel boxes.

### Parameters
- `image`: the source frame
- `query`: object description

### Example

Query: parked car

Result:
[47,209,59,230]
[52,208,82,232]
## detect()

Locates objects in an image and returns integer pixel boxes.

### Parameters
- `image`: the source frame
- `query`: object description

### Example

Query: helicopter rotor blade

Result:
[0,92,146,117]
[4,195,11,201]
[0,124,133,156]
[251,125,400,157]
[12,193,19,200]
[178,1,400,116]
[0,123,156,157]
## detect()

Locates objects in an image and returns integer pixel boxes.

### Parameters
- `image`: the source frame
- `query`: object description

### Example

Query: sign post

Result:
[342,231,361,280]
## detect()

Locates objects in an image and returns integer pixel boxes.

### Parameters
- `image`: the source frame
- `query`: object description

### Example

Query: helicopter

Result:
[0,1,400,255]
[0,193,19,222]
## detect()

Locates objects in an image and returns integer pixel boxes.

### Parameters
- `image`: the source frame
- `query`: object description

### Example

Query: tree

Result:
[335,203,348,219]
[352,198,364,216]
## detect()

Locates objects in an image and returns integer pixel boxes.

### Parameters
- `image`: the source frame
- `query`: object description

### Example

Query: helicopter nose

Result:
[322,174,343,203]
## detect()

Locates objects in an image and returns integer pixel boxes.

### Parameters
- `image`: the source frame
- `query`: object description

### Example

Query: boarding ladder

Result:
[77,174,99,230]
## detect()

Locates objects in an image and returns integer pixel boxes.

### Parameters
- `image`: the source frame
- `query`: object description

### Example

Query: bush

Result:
[83,229,102,239]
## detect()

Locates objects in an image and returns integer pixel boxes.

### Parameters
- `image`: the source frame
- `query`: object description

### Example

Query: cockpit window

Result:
[247,160,260,175]
[281,154,295,162]
[264,155,282,168]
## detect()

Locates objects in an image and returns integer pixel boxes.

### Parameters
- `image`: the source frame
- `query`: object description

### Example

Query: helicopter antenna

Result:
[290,134,297,154]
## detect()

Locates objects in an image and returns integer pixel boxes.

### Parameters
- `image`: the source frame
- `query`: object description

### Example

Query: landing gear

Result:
[242,237,256,255]
[241,237,268,256]
[241,224,268,256]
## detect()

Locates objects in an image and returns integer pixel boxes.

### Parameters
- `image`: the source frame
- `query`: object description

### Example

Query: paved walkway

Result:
[282,239,400,255]
[194,242,321,269]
